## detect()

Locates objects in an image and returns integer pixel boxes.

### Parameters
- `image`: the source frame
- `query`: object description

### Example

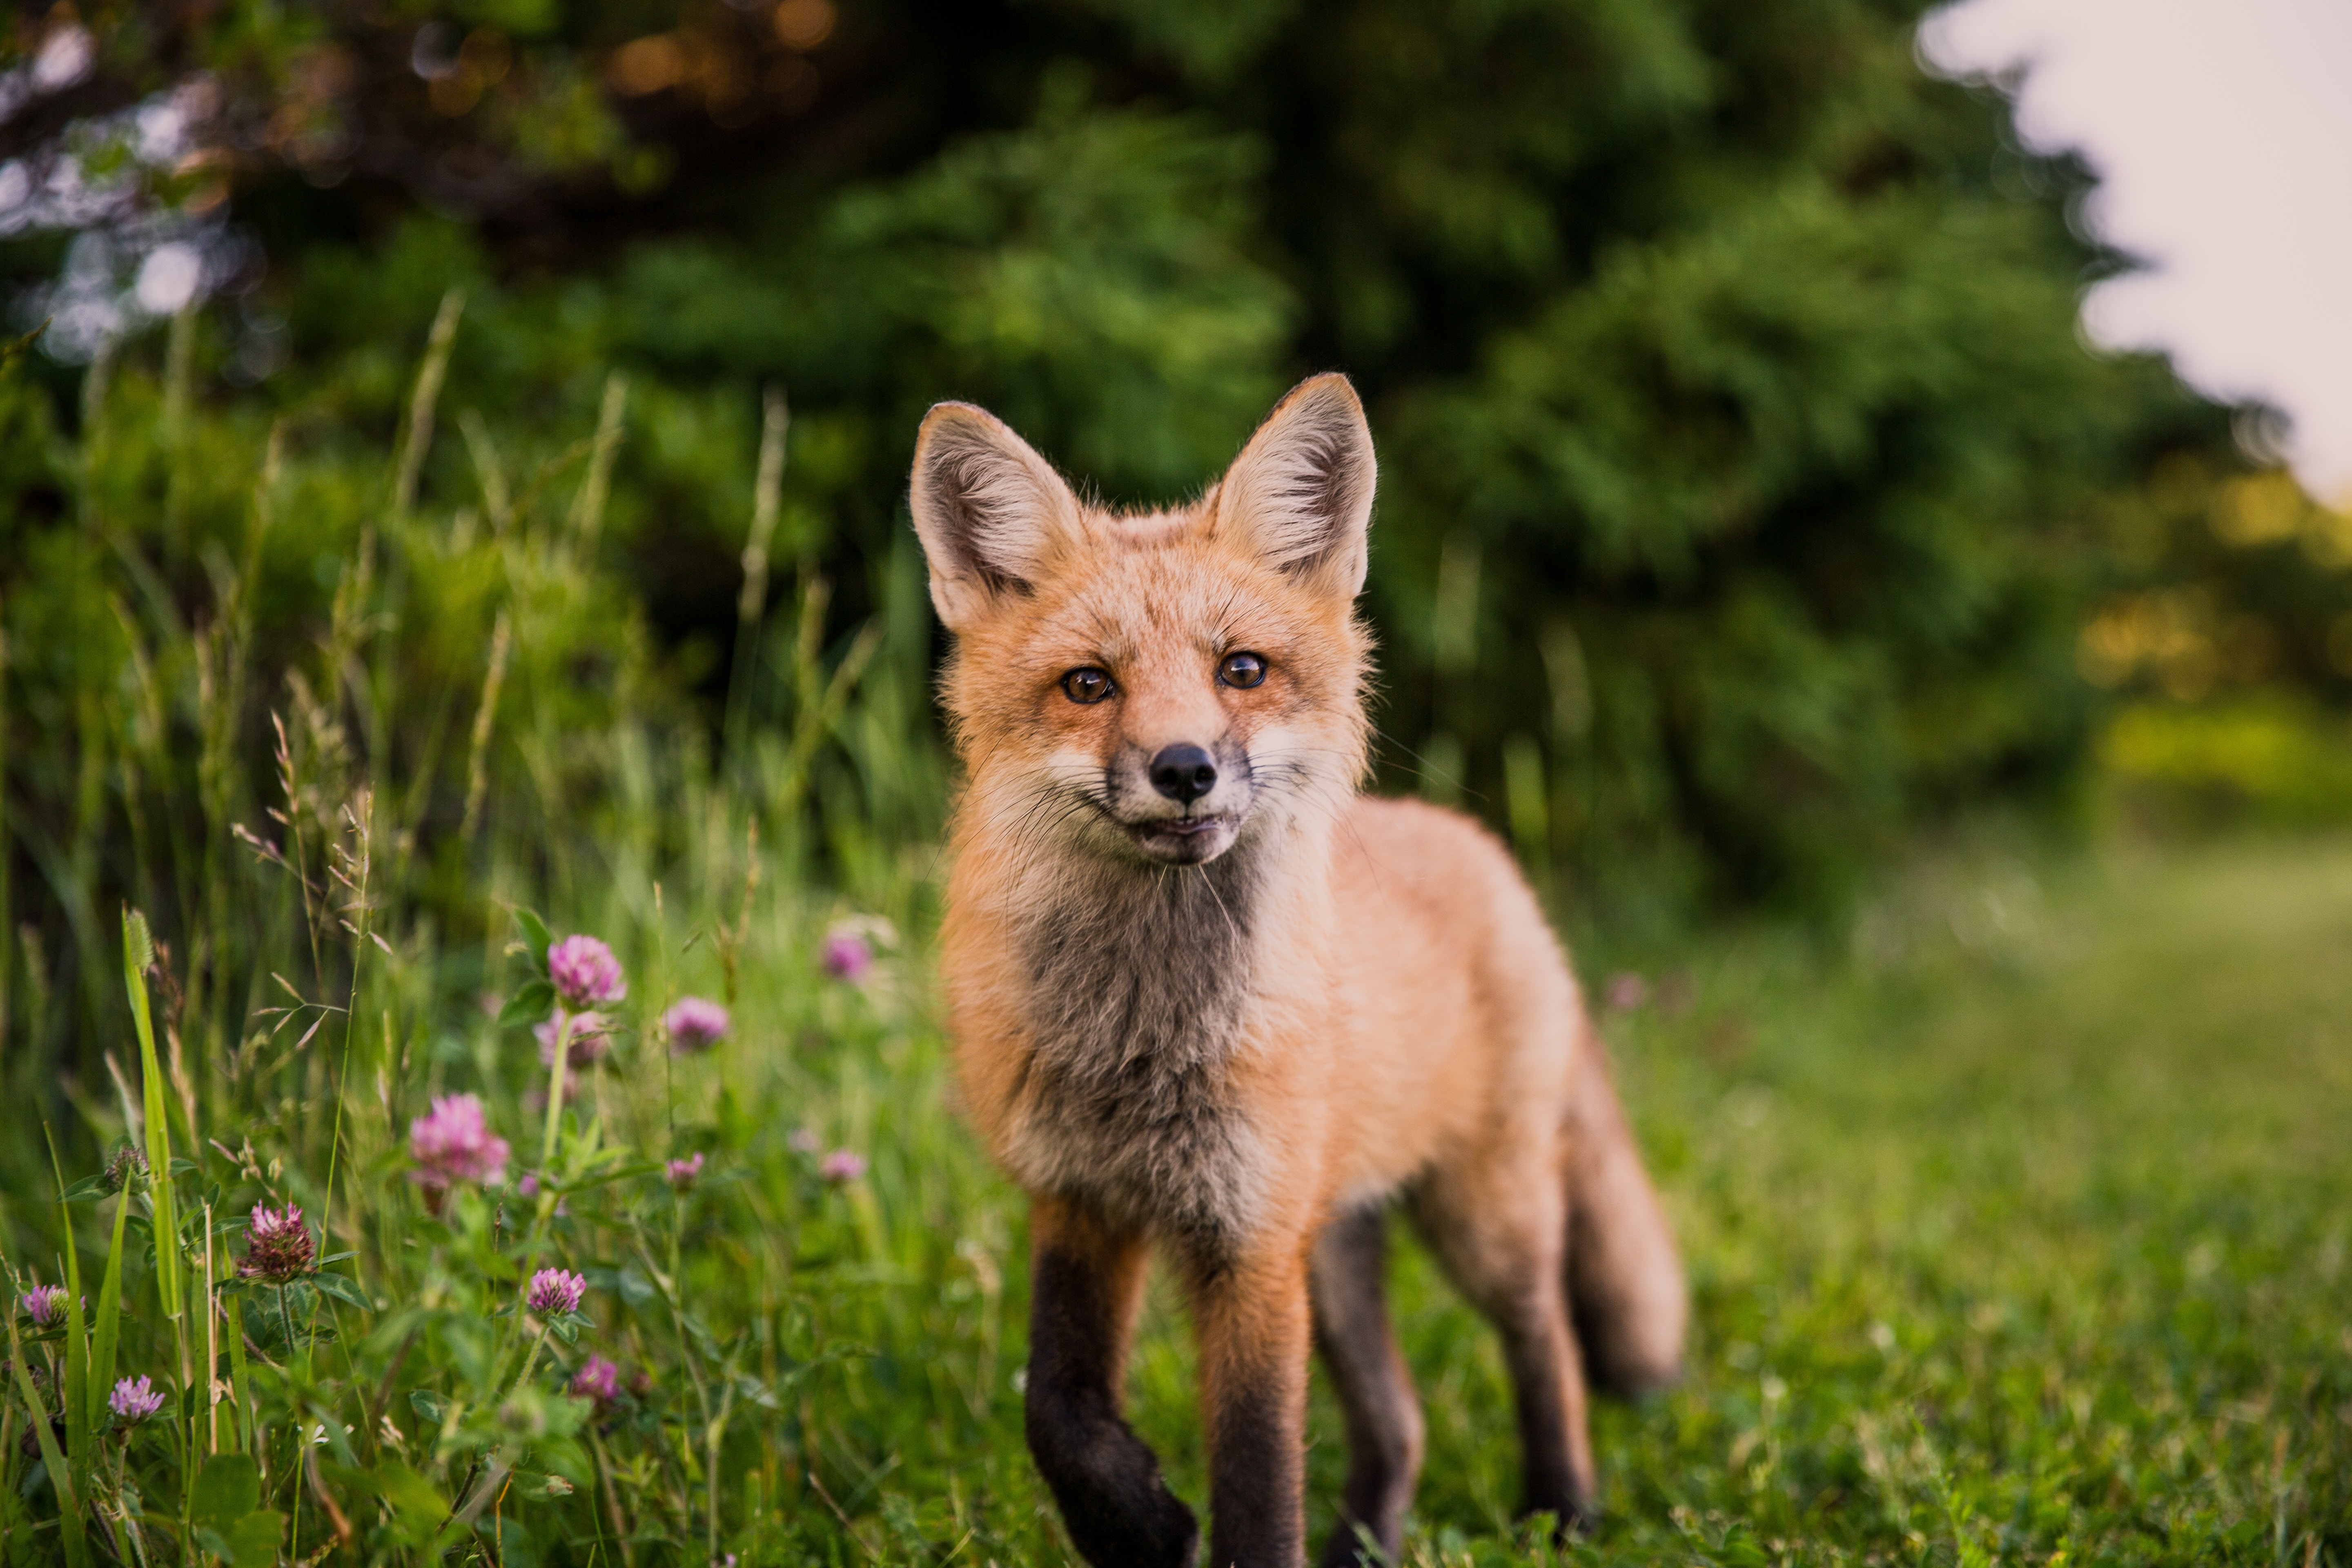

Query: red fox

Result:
[909,374,1687,1568]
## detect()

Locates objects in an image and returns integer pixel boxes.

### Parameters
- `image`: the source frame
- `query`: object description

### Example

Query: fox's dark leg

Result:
[1310,1207,1424,1567]
[1183,1234,1314,1568]
[1492,1277,1598,1535]
[1409,1174,1597,1536]
[1026,1195,1198,1568]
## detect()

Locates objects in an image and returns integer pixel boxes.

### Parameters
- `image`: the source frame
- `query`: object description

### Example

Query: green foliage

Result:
[0,13,2347,1556]
[9,0,2315,916]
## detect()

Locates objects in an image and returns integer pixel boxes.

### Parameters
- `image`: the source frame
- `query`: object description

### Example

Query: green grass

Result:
[26,829,2347,1567]
[1042,836,2348,1567]
[3,317,2347,1565]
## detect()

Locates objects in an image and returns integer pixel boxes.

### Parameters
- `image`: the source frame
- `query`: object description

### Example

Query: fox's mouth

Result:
[1124,812,1238,863]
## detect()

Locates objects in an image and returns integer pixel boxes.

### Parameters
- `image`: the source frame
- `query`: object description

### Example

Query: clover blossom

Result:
[109,1376,166,1423]
[819,927,873,983]
[820,1149,867,1185]
[664,996,729,1055]
[19,1285,69,1327]
[238,1203,315,1281]
[568,1354,621,1407]
[534,1009,610,1069]
[547,935,626,1010]
[1602,971,1650,1013]
[526,1268,586,1316]
[409,1094,511,1199]
[666,1152,704,1192]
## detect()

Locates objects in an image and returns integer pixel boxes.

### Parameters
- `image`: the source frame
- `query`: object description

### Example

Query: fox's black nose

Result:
[1149,744,1218,804]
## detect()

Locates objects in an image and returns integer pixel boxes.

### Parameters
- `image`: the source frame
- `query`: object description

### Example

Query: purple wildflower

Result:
[1602,971,1650,1013]
[569,1354,621,1406]
[516,1172,568,1214]
[788,1126,822,1155]
[664,996,729,1055]
[534,1009,610,1069]
[547,935,626,1009]
[108,1376,166,1423]
[409,1094,511,1195]
[819,927,873,983]
[820,1149,866,1185]
[666,1152,705,1192]
[526,1268,586,1317]
[238,1203,315,1281]
[20,1285,70,1327]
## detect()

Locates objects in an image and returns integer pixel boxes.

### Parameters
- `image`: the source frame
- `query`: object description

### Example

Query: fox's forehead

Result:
[1025,531,1299,664]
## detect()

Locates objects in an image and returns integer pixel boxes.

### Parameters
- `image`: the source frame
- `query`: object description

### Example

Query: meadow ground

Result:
[8,315,2347,1568]
[1099,833,2352,1567]
[8,812,2350,1567]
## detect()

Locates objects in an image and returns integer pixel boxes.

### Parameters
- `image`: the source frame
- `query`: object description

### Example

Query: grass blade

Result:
[122,909,186,1385]
[6,1302,92,1568]
[43,1127,90,1489]
[87,1187,130,1434]
[392,288,466,520]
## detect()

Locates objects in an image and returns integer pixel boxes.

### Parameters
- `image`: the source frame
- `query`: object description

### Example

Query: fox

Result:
[907,372,1688,1568]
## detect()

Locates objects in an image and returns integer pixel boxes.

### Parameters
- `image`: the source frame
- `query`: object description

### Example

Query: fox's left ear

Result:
[1211,373,1377,601]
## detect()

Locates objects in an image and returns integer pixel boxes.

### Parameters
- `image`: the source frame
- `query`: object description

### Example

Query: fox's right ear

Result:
[1212,373,1376,602]
[909,403,1084,632]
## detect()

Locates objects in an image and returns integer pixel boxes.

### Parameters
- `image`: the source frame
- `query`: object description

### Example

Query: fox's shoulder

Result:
[1333,792,1523,905]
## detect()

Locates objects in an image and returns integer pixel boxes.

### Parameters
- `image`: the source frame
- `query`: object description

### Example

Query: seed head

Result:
[664,996,729,1054]
[547,935,626,1009]
[102,1144,148,1196]
[409,1094,511,1192]
[526,1267,586,1317]
[238,1203,315,1281]
[109,1376,167,1423]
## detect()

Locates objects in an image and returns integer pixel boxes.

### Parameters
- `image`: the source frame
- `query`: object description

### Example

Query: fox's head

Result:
[910,374,1376,869]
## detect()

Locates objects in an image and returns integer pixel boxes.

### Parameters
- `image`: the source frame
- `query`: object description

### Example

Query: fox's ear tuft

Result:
[909,403,1084,631]
[1213,373,1376,600]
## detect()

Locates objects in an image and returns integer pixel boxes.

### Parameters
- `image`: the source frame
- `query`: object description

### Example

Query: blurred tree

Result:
[1,0,2327,911]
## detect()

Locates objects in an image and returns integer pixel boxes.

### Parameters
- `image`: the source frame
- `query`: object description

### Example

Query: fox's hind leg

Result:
[1310,1206,1425,1567]
[1408,1153,1598,1534]
[1025,1196,1200,1568]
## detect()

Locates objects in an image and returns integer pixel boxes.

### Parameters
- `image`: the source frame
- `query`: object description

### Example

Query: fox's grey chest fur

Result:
[1007,852,1266,1250]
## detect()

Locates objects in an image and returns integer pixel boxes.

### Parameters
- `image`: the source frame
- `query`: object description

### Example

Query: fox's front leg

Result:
[1025,1195,1199,1568]
[1187,1237,1315,1568]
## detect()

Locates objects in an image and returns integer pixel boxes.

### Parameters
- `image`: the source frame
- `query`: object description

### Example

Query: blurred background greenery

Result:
[4,6,2352,1563]
[7,0,2352,1140]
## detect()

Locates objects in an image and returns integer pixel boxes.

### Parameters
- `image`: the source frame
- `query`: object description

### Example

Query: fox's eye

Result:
[1061,667,1116,705]
[1218,651,1268,689]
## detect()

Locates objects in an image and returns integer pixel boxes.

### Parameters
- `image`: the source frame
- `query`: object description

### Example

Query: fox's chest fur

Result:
[1000,850,1272,1251]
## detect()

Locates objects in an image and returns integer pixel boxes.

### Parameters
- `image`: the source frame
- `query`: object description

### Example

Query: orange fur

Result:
[911,375,1686,1568]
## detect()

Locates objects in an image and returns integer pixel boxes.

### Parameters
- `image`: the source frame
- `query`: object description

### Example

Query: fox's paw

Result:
[1062,1480,1196,1568]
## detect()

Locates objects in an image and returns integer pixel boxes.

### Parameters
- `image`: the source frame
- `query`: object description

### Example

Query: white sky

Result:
[1919,0,2352,503]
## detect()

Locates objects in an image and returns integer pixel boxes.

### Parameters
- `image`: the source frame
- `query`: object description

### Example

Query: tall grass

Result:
[0,296,976,1564]
[4,302,2348,1568]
